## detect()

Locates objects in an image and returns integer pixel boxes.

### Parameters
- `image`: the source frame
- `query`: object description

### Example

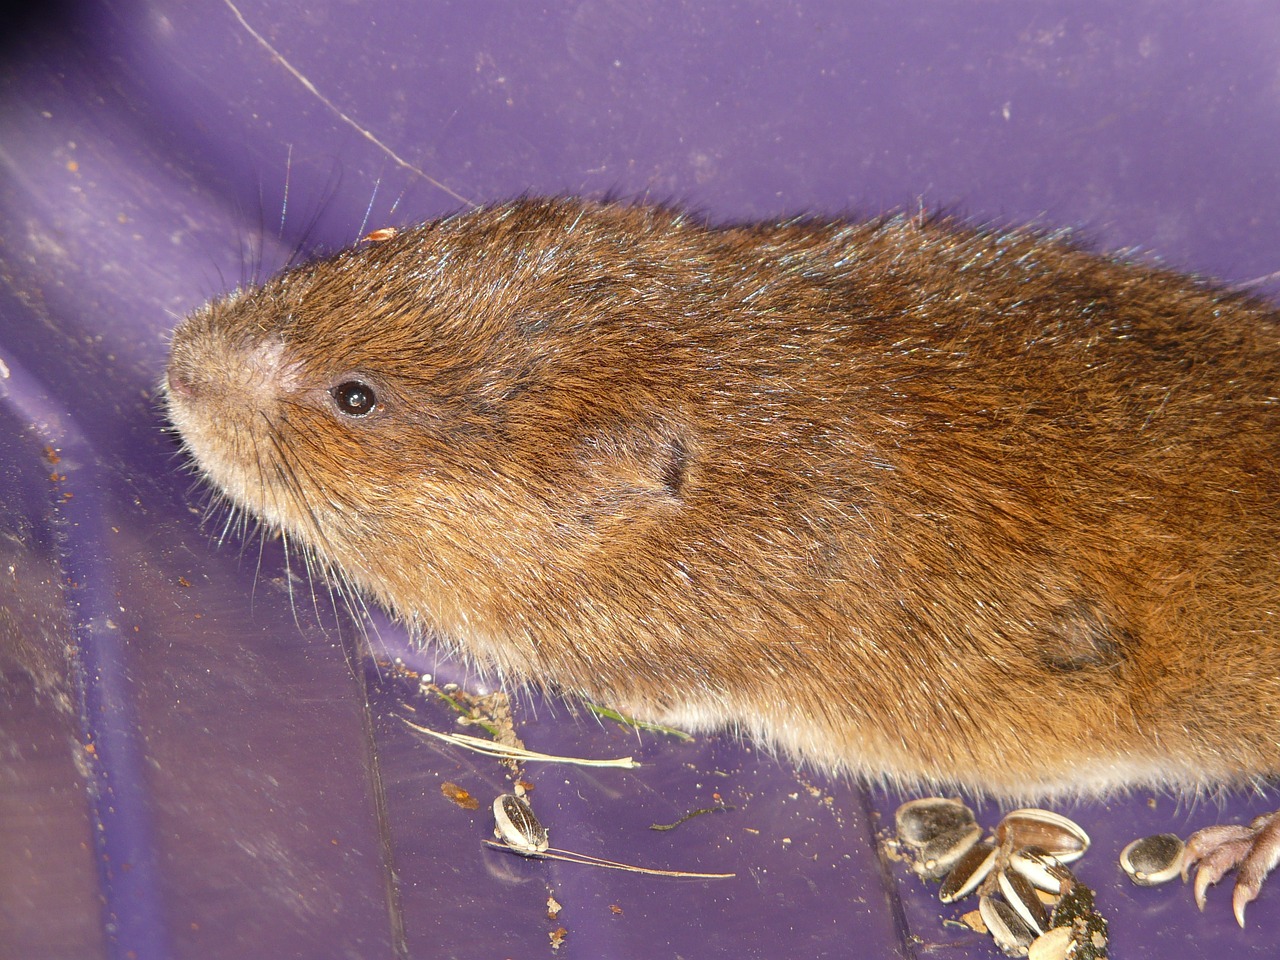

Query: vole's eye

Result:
[331,380,377,417]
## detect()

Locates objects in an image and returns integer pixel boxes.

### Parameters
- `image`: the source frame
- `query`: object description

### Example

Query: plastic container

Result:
[2,2,1278,956]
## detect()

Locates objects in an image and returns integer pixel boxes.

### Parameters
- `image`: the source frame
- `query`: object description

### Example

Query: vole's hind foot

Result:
[1182,811,1280,927]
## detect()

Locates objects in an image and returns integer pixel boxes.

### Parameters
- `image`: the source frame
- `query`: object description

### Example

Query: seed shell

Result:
[915,822,982,879]
[1009,847,1072,894]
[493,793,549,855]
[997,809,1090,864]
[1119,833,1184,886]
[980,894,1035,957]
[895,797,976,846]
[940,841,998,903]
[999,867,1050,935]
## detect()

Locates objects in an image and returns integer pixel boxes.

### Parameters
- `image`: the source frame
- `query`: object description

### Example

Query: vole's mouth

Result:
[164,373,281,531]
[161,370,189,401]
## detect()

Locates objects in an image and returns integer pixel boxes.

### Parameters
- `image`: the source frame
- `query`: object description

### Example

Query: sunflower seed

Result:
[895,797,976,846]
[997,809,1090,863]
[940,841,998,902]
[915,822,983,879]
[980,894,1036,957]
[1119,833,1184,886]
[493,793,549,855]
[999,866,1050,935]
[1009,847,1072,894]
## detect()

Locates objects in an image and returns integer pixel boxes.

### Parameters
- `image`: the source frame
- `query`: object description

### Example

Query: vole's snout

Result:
[165,333,302,415]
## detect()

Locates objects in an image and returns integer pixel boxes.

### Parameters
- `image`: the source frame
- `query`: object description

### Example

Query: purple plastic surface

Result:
[2,2,1279,958]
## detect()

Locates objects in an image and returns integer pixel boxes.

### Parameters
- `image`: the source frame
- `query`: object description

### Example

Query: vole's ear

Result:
[577,417,698,509]
[1036,597,1131,674]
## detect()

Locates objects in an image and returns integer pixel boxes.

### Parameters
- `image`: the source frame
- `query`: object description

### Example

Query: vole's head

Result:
[164,198,719,629]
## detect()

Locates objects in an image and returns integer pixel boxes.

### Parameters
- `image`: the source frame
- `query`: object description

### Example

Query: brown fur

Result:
[165,197,1280,798]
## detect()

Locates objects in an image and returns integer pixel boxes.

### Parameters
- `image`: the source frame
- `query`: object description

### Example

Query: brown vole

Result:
[165,197,1280,897]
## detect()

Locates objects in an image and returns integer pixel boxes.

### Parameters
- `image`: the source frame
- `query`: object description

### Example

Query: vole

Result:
[164,196,1280,917]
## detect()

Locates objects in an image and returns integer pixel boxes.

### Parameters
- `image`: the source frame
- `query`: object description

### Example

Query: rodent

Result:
[164,196,1280,800]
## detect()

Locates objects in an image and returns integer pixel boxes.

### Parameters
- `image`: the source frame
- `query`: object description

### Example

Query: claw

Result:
[1193,865,1214,911]
[1230,814,1280,927]
[1183,812,1280,927]
[1184,825,1255,909]
[1233,885,1252,929]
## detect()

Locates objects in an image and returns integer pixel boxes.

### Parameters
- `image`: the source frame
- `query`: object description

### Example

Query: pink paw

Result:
[1182,811,1280,927]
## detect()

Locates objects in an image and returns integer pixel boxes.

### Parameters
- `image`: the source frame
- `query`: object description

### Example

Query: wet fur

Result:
[165,197,1280,798]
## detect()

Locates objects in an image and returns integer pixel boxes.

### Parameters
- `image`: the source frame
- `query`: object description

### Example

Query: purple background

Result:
[2,1,1279,957]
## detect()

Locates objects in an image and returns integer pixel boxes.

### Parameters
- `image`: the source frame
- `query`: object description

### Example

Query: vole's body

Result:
[166,197,1280,799]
